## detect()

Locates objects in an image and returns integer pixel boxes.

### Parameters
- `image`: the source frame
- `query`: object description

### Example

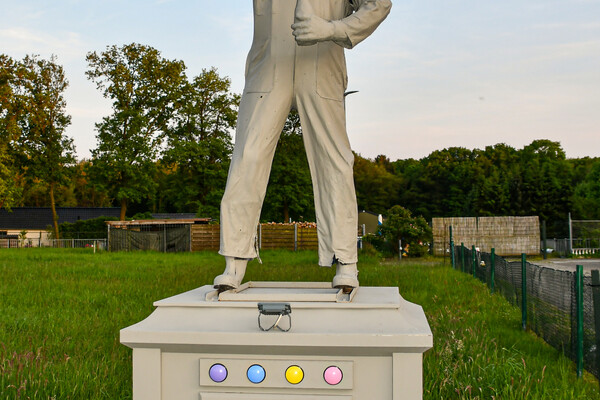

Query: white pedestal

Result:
[120,283,433,400]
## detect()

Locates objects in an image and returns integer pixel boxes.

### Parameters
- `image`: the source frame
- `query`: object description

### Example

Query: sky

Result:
[1,0,599,161]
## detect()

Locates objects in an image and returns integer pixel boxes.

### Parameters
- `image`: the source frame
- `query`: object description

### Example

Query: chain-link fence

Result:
[59,231,108,239]
[568,217,600,256]
[108,224,191,252]
[453,244,599,380]
[48,239,107,250]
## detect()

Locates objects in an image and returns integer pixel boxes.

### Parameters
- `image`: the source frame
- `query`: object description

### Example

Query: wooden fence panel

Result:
[190,224,321,252]
[260,224,295,250]
[298,226,318,251]
[191,224,220,251]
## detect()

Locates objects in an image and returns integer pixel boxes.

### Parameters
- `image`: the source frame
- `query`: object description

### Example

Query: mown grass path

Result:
[0,249,598,399]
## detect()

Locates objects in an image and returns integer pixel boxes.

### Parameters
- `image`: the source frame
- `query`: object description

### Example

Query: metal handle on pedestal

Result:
[258,303,292,332]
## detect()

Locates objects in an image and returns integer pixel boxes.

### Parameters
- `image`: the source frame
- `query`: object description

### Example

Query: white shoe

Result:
[214,257,248,290]
[332,262,359,290]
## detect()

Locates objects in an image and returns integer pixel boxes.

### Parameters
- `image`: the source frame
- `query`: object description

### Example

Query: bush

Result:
[366,205,432,257]
[58,216,118,239]
[131,211,153,220]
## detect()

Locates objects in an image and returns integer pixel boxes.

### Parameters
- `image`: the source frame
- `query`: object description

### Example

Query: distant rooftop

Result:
[0,207,121,230]
[151,213,199,220]
[106,218,211,228]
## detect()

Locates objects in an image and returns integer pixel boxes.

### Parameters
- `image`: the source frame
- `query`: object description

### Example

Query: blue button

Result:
[247,364,266,384]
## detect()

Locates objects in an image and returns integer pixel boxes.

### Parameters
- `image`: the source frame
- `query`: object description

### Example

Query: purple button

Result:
[324,366,343,385]
[209,363,227,383]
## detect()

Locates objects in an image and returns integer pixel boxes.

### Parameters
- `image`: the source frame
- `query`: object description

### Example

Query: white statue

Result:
[214,0,392,291]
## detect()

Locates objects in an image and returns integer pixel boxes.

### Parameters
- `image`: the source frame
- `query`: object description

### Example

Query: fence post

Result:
[398,240,402,261]
[357,224,364,250]
[569,212,573,256]
[591,270,600,380]
[449,226,455,269]
[294,223,298,252]
[460,243,465,272]
[472,245,477,277]
[259,224,262,250]
[490,248,496,294]
[542,220,547,260]
[576,265,584,378]
[521,253,527,331]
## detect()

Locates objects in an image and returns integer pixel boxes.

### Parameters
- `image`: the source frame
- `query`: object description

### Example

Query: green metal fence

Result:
[452,242,597,380]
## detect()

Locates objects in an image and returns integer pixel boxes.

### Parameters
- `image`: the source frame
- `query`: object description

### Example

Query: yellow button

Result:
[285,365,304,384]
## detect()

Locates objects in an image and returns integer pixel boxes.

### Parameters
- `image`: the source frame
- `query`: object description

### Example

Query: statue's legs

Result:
[294,74,358,289]
[218,36,358,290]
[294,39,359,269]
[218,86,293,262]
[295,92,358,268]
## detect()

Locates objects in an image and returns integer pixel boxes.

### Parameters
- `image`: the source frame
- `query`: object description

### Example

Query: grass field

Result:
[1,248,599,399]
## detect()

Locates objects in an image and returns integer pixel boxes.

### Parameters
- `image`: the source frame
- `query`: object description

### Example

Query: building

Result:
[358,210,383,235]
[0,207,121,247]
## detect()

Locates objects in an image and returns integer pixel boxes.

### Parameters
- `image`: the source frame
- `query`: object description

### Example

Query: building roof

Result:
[106,218,211,228]
[0,207,121,230]
[151,213,199,220]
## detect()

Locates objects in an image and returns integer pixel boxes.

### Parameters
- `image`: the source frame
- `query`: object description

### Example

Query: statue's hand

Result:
[292,14,336,46]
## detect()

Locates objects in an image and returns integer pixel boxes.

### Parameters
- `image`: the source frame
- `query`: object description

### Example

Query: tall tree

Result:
[86,43,187,220]
[517,139,573,236]
[354,153,401,214]
[0,55,20,144]
[411,147,479,220]
[391,158,427,217]
[261,111,315,222]
[0,143,21,210]
[0,55,21,210]
[161,68,238,218]
[1,55,74,236]
[572,159,600,220]
[472,143,519,216]
[68,161,112,207]
[21,55,75,238]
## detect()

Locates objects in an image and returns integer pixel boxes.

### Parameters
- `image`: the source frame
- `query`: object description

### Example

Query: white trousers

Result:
[219,52,358,267]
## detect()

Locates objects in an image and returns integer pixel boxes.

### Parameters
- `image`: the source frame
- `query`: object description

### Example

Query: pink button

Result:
[324,366,343,385]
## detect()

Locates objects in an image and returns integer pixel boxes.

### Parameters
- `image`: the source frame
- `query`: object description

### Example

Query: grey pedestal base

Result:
[120,283,432,400]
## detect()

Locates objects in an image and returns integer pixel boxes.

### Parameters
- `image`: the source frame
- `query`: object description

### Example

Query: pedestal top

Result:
[121,283,433,356]
[155,282,402,308]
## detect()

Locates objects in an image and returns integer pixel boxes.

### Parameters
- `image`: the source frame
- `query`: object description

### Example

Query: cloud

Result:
[0,27,85,60]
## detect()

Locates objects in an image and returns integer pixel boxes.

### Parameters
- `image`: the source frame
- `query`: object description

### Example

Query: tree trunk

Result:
[283,201,289,223]
[120,198,127,221]
[49,183,60,240]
